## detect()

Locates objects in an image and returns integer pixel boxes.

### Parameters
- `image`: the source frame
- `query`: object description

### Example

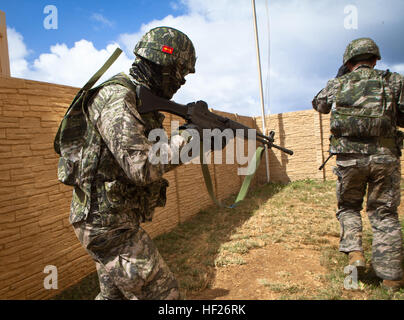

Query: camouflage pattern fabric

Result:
[313,53,404,281]
[66,72,189,300]
[132,27,196,100]
[134,26,196,74]
[343,37,381,65]
[55,27,196,300]
[69,72,186,225]
[73,214,179,300]
[334,154,403,280]
[313,66,404,154]
[331,69,395,138]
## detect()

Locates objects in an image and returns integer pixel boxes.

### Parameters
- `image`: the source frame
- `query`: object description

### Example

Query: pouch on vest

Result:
[54,48,123,186]
[331,70,395,138]
[54,90,96,186]
[54,75,140,186]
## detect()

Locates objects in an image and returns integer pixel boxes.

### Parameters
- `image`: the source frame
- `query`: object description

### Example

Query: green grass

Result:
[51,272,99,300]
[52,178,404,300]
[314,219,404,300]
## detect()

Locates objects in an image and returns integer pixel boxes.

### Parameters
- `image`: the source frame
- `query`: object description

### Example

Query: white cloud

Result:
[7,27,31,78]
[6,0,404,116]
[91,13,114,28]
[169,1,181,11]
[8,30,133,88]
[373,61,404,76]
[28,40,132,87]
[116,0,330,115]
[391,64,404,74]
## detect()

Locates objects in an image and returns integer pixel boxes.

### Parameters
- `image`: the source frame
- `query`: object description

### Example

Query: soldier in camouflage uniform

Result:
[56,27,196,299]
[312,38,404,290]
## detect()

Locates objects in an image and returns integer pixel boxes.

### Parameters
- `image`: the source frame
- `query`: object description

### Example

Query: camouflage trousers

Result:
[333,154,403,280]
[72,210,179,300]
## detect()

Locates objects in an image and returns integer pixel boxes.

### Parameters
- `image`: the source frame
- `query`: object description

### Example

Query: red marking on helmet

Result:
[162,45,174,54]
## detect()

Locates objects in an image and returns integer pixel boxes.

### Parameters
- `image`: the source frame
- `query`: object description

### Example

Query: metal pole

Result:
[251,0,270,183]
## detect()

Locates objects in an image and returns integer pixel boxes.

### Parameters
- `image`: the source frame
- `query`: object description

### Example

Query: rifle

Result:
[136,85,294,156]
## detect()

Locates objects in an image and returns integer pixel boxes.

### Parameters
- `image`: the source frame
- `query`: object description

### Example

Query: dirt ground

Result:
[54,181,404,300]
[188,245,329,300]
[186,193,404,300]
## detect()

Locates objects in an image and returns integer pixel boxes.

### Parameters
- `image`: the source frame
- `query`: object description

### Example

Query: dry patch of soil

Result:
[189,245,328,300]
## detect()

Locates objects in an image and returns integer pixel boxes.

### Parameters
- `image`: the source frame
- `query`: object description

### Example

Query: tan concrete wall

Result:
[254,110,338,183]
[1,75,402,299]
[0,76,89,299]
[0,76,263,299]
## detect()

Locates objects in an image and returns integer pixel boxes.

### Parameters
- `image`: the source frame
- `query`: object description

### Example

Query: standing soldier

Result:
[55,27,196,299]
[312,38,404,291]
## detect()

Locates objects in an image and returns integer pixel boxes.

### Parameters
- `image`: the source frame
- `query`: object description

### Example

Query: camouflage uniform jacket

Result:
[313,66,404,155]
[69,73,181,225]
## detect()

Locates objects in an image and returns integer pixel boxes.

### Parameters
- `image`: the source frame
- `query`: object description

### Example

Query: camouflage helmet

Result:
[134,26,196,75]
[343,37,381,65]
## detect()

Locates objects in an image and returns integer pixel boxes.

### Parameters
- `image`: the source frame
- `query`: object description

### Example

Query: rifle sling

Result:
[83,48,123,91]
[200,144,265,209]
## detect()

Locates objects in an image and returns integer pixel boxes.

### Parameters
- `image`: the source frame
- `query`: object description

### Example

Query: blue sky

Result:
[2,0,186,57]
[3,0,404,117]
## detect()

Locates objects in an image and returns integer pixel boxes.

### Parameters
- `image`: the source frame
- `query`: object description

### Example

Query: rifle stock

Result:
[136,86,293,156]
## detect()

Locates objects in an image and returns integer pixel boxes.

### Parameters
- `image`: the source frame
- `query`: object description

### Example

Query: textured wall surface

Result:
[2,75,401,299]
[254,110,337,183]
[0,76,266,299]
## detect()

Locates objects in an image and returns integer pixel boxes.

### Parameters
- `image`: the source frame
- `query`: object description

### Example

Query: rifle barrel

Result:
[137,86,294,156]
[271,144,294,155]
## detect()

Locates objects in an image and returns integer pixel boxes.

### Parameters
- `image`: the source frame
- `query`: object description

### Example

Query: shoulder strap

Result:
[98,72,137,92]
[54,48,123,154]
[82,48,123,91]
